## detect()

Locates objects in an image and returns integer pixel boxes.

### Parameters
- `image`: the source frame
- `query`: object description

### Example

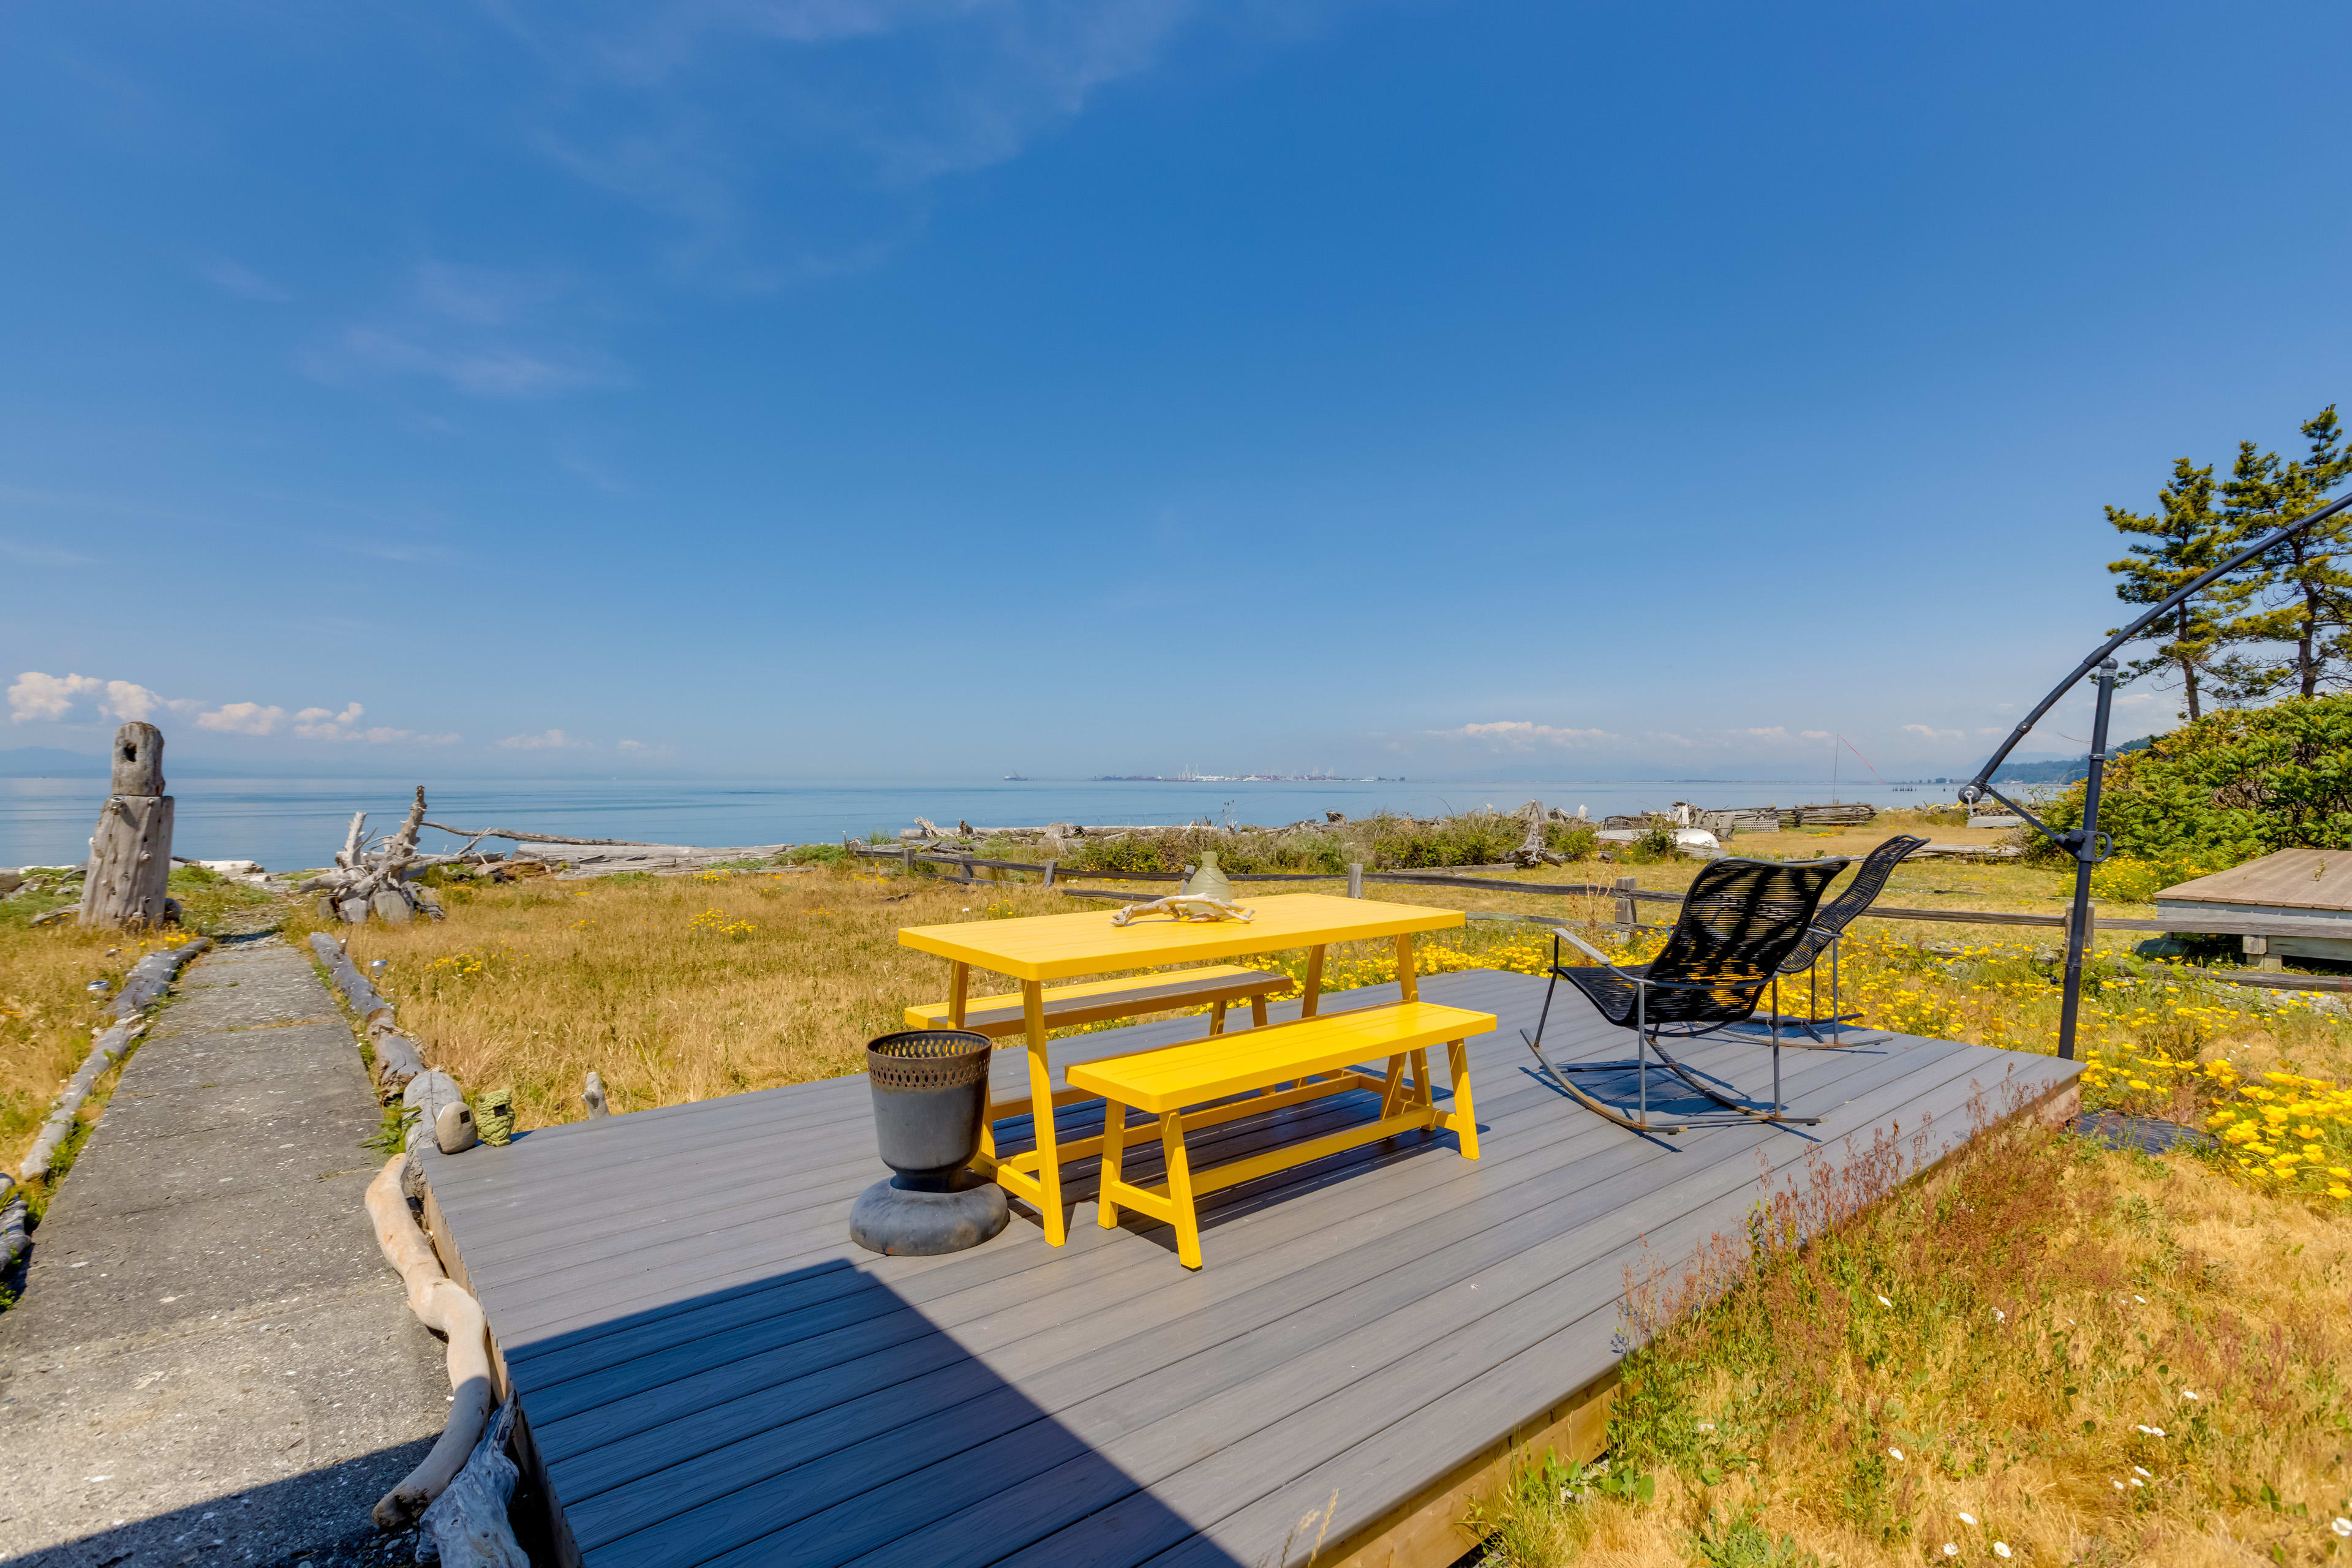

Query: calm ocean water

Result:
[0,777,1944,872]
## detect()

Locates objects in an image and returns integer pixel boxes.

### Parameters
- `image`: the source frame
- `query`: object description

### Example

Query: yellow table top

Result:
[898,892,1464,982]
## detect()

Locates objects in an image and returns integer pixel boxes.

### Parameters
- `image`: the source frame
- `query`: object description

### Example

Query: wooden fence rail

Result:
[840,845,2342,943]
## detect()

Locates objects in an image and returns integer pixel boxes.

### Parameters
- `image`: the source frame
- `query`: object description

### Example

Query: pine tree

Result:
[2106,458,2240,719]
[2219,405,2352,698]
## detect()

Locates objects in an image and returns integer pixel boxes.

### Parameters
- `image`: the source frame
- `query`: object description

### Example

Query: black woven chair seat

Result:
[1523,855,1853,1133]
[1552,962,1773,1029]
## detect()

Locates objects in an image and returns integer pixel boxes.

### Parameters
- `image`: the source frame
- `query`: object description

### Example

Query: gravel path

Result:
[0,933,450,1566]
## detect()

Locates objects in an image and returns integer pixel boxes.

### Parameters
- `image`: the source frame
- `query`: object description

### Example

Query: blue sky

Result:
[4,1,2346,780]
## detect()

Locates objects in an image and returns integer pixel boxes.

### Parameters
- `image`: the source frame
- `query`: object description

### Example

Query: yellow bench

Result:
[904,964,1294,1039]
[1069,1000,1494,1268]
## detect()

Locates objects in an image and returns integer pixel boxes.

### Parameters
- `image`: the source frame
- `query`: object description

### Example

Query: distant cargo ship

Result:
[1003,774,1028,781]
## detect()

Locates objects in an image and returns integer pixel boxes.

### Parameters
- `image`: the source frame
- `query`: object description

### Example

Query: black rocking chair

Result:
[1521,856,1852,1134]
[1762,834,1929,1044]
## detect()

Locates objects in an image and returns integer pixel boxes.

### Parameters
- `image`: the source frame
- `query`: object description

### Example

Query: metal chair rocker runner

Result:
[1762,834,1928,1044]
[1521,857,1852,1134]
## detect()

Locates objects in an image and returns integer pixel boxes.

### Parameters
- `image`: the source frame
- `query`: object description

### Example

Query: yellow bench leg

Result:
[1159,1107,1203,1269]
[1411,1049,1434,1115]
[1378,1054,1406,1118]
[1210,999,1227,1035]
[1447,1039,1480,1159]
[1098,1101,1126,1229]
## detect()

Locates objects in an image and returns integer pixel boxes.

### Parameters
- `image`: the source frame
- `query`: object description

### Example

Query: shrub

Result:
[1359,811,1529,869]
[1544,821,1599,859]
[2034,693,2352,867]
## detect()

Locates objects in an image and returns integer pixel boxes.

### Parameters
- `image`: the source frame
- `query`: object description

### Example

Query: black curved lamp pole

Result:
[1957,489,2352,1061]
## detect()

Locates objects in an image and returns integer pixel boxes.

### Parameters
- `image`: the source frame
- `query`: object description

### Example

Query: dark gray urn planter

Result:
[849,1030,1009,1256]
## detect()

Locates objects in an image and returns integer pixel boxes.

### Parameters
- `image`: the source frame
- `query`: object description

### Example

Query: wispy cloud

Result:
[499,0,1213,286]
[1431,720,1618,748]
[616,737,672,757]
[197,701,287,736]
[295,703,461,744]
[1902,723,1962,741]
[309,263,625,399]
[0,538,97,567]
[9,672,195,725]
[10,670,448,744]
[500,728,590,750]
[198,256,293,303]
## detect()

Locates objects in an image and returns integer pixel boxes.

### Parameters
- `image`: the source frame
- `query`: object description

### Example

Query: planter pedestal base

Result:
[850,1170,1009,1256]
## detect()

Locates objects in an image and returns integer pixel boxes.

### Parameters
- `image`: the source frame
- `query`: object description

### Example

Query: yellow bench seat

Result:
[905,964,1294,1039]
[1069,1000,1494,1268]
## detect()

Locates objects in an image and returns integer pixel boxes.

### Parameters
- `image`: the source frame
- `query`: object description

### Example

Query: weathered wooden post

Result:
[1347,862,1364,899]
[1614,875,1638,934]
[80,722,175,929]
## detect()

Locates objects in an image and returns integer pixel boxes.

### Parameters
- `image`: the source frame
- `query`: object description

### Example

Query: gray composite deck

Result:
[418,969,2082,1568]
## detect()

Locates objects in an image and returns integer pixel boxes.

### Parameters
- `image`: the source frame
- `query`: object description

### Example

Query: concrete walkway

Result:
[0,933,450,1567]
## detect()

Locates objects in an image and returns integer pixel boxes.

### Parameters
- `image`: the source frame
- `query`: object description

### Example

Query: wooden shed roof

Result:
[2157,848,2352,913]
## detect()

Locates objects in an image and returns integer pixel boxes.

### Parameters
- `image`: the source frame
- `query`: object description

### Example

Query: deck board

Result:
[420,969,2079,1568]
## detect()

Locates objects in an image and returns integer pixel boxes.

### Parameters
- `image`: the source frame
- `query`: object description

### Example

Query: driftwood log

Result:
[0,1183,26,1270]
[112,936,209,1017]
[21,1018,147,1182]
[402,1070,469,1154]
[309,932,394,1026]
[420,821,660,848]
[365,1156,495,1529]
[79,722,175,930]
[417,1396,529,1566]
[300,786,446,924]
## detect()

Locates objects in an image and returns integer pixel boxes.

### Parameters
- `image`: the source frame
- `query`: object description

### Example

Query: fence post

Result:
[1042,859,1057,889]
[901,844,915,878]
[1346,863,1363,899]
[1615,875,1638,933]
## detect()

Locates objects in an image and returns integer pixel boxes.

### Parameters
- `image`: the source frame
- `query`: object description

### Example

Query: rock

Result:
[373,888,413,924]
[337,895,370,924]
[316,895,336,921]
[582,1071,609,1119]
[0,870,19,894]
[434,1100,480,1155]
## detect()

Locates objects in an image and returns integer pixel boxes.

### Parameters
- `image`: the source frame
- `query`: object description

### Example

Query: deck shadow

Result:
[507,1261,1249,1568]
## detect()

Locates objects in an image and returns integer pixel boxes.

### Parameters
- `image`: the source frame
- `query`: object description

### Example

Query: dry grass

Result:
[1470,1119,2352,1566]
[1,867,270,1190]
[284,863,1631,1131]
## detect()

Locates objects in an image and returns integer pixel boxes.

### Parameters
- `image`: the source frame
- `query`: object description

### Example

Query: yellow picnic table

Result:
[897,892,1465,1245]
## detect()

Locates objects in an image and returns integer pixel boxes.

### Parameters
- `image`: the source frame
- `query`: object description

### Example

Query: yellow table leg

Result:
[1250,995,1268,1028]
[1447,1039,1480,1158]
[1098,1099,1126,1229]
[1159,1107,1202,1269]
[1302,944,1325,1018]
[953,962,1000,1170]
[1394,932,1419,1003]
[1022,978,1066,1245]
